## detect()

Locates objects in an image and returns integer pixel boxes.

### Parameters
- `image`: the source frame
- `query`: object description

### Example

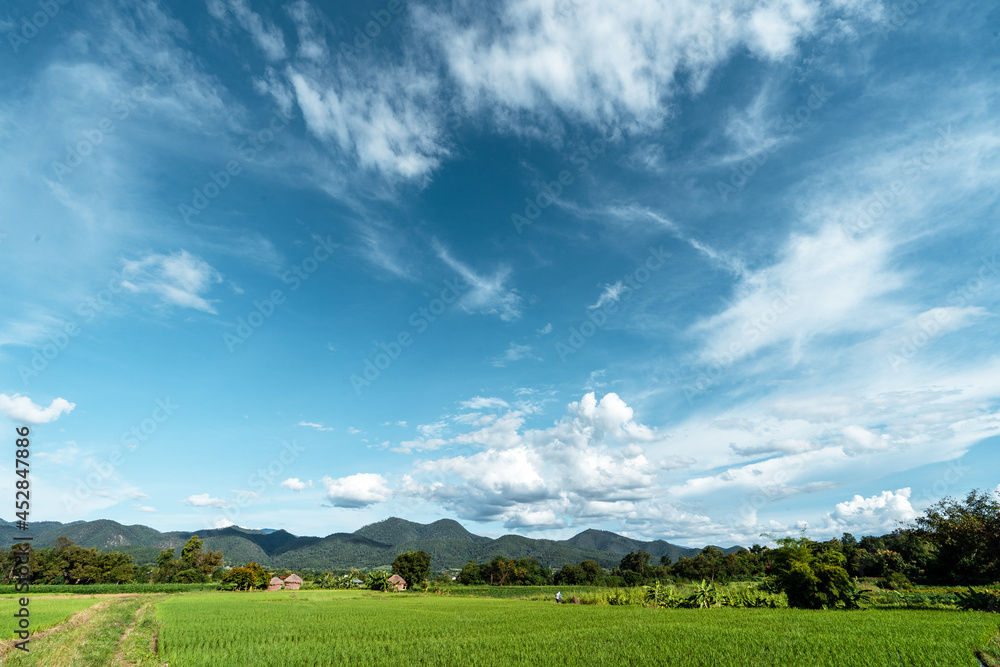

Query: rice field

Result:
[151,589,1000,666]
[0,595,100,639]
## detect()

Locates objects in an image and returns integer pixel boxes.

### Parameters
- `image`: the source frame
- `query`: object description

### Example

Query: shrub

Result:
[955,588,1000,612]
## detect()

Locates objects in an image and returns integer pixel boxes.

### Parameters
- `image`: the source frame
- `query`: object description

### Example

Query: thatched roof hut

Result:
[283,573,303,590]
[267,577,284,591]
[388,574,407,591]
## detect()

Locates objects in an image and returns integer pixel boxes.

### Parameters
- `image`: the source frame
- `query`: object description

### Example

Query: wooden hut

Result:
[283,573,303,590]
[267,577,284,592]
[388,574,407,591]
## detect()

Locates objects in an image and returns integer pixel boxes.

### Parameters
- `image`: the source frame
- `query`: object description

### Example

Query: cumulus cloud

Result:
[134,505,157,513]
[826,488,919,534]
[183,493,230,509]
[121,250,222,313]
[321,473,392,508]
[400,392,670,524]
[280,477,313,491]
[0,393,76,424]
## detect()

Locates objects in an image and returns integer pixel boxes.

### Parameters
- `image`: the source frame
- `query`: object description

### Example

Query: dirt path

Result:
[0,597,116,660]
[0,595,164,666]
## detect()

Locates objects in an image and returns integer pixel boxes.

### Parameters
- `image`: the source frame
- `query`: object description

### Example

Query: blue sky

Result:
[1,0,998,546]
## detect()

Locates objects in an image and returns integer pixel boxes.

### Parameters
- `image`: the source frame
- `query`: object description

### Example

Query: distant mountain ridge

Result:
[0,517,742,570]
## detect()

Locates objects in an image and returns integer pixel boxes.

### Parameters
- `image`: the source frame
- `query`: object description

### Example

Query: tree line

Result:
[1,535,223,585]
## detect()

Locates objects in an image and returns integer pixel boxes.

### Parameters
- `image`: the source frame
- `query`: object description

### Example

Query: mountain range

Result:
[0,517,742,571]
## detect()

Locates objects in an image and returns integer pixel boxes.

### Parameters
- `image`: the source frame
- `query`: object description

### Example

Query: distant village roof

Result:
[269,577,283,584]
[283,574,303,584]
[388,574,407,591]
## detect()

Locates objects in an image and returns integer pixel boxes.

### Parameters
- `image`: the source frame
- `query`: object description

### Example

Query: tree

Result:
[914,489,1000,584]
[392,551,431,589]
[457,560,482,585]
[617,551,652,584]
[767,537,859,609]
[222,562,270,591]
[366,570,392,591]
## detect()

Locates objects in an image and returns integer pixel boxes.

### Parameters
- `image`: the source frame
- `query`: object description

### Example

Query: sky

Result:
[1,0,998,547]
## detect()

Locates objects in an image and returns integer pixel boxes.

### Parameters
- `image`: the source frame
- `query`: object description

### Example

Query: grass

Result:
[1,595,163,667]
[0,596,100,639]
[151,589,1000,666]
[4,588,997,665]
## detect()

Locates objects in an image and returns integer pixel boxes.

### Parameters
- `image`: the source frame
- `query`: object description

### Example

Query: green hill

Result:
[3,516,742,570]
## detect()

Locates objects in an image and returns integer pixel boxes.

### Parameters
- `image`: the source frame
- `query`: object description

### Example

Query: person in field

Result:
[556,591,562,604]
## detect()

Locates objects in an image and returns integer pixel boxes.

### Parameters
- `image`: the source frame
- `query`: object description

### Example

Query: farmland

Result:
[2,589,999,666]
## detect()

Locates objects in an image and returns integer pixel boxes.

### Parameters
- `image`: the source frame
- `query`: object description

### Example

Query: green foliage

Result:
[955,587,1000,612]
[365,569,393,591]
[457,560,482,585]
[392,550,431,589]
[877,571,913,591]
[767,537,860,609]
[150,591,1000,666]
[915,489,1000,584]
[221,562,270,591]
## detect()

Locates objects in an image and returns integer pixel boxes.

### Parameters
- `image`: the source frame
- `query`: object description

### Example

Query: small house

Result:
[388,574,407,591]
[267,577,284,592]
[283,573,303,590]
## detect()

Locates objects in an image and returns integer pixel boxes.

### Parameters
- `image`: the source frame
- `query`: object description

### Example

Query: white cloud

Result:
[208,0,287,62]
[692,224,903,364]
[298,420,333,431]
[280,477,313,491]
[213,518,237,529]
[0,394,76,424]
[183,493,230,508]
[399,392,669,524]
[491,342,537,367]
[435,243,523,322]
[134,505,157,513]
[589,282,625,310]
[321,473,392,508]
[414,0,842,134]
[121,250,222,314]
[287,65,447,181]
[825,488,919,534]
[461,397,510,411]
[537,323,553,335]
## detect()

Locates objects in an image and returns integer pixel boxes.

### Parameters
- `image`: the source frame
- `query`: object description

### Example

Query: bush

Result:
[767,538,861,609]
[877,572,913,591]
[955,588,1000,612]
